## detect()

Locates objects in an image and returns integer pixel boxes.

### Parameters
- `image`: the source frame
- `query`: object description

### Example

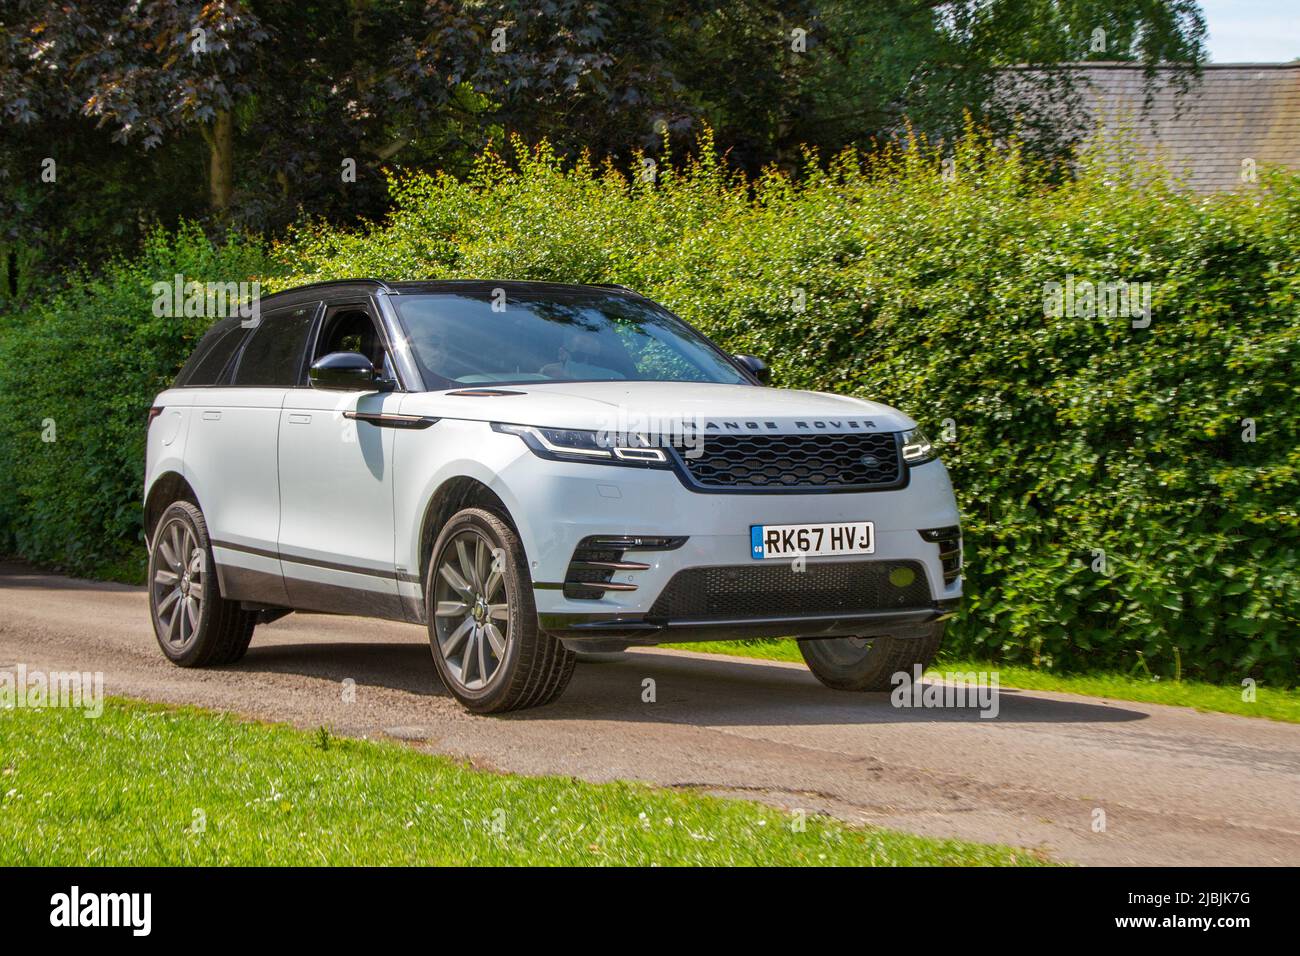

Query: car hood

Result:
[400,381,915,434]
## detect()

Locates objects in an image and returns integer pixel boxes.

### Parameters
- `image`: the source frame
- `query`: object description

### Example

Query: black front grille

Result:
[647,560,930,621]
[674,432,902,491]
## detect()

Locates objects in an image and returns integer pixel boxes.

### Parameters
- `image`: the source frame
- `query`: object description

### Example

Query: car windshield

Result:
[392,290,748,388]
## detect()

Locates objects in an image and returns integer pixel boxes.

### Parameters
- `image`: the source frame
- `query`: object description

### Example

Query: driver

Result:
[540,329,622,380]
[410,327,456,379]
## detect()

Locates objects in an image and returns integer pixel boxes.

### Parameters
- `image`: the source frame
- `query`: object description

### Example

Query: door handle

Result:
[288,413,312,424]
[201,410,221,421]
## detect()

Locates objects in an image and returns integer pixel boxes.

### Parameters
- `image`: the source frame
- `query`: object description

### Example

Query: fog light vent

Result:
[919,526,962,585]
[561,535,685,600]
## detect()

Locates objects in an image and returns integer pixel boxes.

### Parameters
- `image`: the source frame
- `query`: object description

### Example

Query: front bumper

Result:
[488,441,963,632]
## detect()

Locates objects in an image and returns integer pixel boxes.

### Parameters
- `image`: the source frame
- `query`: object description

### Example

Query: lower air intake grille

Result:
[562,535,684,599]
[647,560,930,621]
[563,543,623,600]
[920,526,962,585]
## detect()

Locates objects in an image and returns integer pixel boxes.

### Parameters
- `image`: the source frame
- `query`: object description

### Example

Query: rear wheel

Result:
[148,501,256,667]
[426,507,575,713]
[799,623,945,692]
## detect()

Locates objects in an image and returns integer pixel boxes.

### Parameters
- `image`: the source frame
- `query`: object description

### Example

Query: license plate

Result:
[750,521,875,560]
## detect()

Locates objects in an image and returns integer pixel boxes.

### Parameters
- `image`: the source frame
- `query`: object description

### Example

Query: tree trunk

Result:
[206,108,235,218]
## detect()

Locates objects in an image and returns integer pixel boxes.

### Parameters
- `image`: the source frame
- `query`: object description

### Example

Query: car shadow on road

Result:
[232,641,445,697]
[228,639,1147,726]
[542,650,1149,726]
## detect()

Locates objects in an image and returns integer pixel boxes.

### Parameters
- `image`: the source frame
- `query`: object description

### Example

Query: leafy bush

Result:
[284,134,1300,684]
[2,134,1296,684]
[0,225,275,580]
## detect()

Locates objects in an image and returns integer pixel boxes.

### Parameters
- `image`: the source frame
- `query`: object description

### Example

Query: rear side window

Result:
[175,322,246,387]
[231,305,317,387]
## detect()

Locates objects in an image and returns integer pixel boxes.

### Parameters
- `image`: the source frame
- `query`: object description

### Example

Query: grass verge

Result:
[662,640,1300,724]
[0,698,1049,866]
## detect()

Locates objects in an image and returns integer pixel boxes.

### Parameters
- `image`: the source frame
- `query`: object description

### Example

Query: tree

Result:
[0,0,1208,299]
[0,1,265,216]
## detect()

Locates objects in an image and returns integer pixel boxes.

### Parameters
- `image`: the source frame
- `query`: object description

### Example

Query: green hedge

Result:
[2,134,1296,684]
[0,226,275,580]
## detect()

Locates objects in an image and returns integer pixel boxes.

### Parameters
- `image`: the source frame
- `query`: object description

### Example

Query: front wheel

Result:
[426,508,575,713]
[799,623,945,692]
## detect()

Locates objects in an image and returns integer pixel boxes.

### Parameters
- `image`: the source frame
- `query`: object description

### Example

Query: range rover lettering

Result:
[144,280,962,713]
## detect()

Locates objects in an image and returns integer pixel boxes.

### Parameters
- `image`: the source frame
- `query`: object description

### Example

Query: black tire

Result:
[425,507,575,713]
[148,501,256,667]
[799,623,945,692]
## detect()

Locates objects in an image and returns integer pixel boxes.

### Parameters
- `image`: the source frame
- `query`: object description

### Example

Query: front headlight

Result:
[492,423,670,467]
[900,427,937,464]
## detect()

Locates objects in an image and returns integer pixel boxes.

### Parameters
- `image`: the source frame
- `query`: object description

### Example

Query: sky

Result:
[1199,0,1300,63]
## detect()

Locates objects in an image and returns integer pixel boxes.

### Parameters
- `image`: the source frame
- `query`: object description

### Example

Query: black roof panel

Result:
[260,278,637,302]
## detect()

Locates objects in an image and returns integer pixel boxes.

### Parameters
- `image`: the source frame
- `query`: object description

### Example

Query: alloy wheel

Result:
[432,530,509,691]
[152,517,206,650]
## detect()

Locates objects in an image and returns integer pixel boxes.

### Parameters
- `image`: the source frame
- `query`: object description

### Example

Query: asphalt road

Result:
[2,560,1297,866]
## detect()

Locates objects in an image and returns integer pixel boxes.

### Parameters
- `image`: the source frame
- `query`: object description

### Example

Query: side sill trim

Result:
[212,539,397,580]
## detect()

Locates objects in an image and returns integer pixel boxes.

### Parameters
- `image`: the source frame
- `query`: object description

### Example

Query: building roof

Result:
[1067,62,1300,192]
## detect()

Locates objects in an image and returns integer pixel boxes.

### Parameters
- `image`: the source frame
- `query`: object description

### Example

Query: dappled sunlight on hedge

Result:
[1,132,1295,684]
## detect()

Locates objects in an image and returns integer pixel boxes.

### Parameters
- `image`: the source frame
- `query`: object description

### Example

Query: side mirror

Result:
[309,351,388,391]
[733,354,771,385]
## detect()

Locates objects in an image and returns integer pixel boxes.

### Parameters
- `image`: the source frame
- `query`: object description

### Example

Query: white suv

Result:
[144,280,962,712]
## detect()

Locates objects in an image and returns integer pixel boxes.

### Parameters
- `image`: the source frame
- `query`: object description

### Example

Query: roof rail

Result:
[267,278,641,298]
[265,278,396,296]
